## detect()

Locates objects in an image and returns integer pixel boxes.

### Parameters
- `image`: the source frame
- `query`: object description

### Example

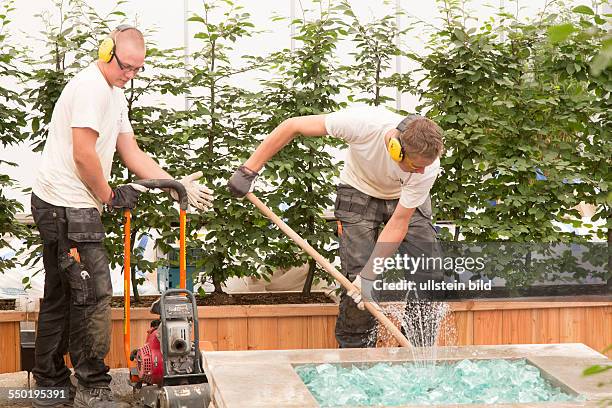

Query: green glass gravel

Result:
[295,359,580,406]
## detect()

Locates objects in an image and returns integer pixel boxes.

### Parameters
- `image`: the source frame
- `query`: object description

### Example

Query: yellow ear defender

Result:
[388,114,422,162]
[98,24,135,63]
[387,137,404,162]
[98,37,115,62]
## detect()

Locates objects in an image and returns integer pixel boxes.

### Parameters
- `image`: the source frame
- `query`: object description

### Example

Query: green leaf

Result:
[582,365,612,376]
[572,5,594,15]
[188,16,206,24]
[594,15,606,24]
[453,28,466,42]
[547,24,575,43]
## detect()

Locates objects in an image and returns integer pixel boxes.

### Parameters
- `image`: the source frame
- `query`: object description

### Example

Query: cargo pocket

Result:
[334,184,371,223]
[64,208,104,306]
[60,253,97,306]
[65,208,105,243]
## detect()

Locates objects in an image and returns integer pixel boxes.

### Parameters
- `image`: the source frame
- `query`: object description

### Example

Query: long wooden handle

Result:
[245,192,412,348]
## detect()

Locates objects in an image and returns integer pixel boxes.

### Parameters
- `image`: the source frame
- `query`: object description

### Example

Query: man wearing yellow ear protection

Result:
[30,25,213,408]
[228,105,444,349]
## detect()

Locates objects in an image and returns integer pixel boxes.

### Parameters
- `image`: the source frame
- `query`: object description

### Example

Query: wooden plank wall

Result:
[382,305,612,358]
[0,321,20,374]
[1,302,611,373]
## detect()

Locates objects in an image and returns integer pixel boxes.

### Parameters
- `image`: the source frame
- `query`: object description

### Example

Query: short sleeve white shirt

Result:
[33,63,133,211]
[325,105,440,209]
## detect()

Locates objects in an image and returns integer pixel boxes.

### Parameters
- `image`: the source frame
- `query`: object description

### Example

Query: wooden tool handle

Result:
[245,192,412,348]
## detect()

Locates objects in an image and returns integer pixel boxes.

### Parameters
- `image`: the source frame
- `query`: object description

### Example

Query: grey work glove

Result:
[347,275,382,312]
[170,171,214,211]
[228,165,258,198]
[108,184,148,209]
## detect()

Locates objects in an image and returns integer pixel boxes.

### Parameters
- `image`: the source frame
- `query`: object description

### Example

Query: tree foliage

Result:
[0,0,29,274]
[420,0,609,244]
[4,0,609,292]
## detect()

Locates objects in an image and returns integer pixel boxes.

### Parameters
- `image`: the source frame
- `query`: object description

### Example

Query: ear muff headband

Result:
[388,114,422,162]
[98,24,136,63]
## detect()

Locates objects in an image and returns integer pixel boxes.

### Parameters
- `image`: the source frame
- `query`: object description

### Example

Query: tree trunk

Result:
[213,273,223,293]
[302,258,316,295]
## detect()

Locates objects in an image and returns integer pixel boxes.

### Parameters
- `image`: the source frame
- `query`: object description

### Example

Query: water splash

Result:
[373,300,454,368]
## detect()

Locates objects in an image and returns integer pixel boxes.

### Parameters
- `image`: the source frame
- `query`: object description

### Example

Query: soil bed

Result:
[0,299,16,310]
[110,292,334,308]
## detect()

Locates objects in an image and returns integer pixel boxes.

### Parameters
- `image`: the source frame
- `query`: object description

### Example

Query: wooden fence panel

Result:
[217,318,248,351]
[559,307,588,344]
[247,317,279,350]
[532,308,560,344]
[473,310,503,345]
[0,321,19,373]
[1,301,610,373]
[277,317,308,350]
[502,309,534,344]
[450,311,473,346]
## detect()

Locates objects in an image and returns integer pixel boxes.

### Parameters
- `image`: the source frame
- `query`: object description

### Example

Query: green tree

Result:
[339,0,414,106]
[0,0,29,274]
[546,4,611,284]
[181,0,268,294]
[418,0,610,286]
[241,0,347,293]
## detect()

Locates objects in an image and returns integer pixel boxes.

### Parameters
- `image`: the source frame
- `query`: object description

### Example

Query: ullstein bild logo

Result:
[373,279,492,291]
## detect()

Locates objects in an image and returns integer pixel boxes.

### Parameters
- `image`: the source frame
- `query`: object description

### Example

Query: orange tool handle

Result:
[123,209,132,367]
[180,209,186,289]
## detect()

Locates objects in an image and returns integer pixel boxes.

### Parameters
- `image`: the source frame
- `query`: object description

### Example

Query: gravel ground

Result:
[0,369,141,407]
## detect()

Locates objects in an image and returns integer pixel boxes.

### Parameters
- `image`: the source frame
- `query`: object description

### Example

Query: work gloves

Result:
[170,171,214,211]
[108,184,148,209]
[348,275,382,312]
[228,165,258,198]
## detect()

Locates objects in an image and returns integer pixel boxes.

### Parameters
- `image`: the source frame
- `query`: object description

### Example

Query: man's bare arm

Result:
[115,132,172,180]
[72,127,113,204]
[244,115,328,172]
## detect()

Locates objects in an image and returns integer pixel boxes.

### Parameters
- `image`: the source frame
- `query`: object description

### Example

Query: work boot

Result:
[31,381,76,407]
[73,384,130,408]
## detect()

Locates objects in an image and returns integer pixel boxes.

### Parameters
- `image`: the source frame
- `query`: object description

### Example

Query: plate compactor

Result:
[123,180,210,408]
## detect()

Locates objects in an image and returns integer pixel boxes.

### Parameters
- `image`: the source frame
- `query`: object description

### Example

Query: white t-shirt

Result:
[33,63,133,211]
[325,105,440,209]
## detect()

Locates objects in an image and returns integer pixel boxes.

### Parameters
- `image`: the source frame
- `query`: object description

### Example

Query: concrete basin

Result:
[202,343,611,407]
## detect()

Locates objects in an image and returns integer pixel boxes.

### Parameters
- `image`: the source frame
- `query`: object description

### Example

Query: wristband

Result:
[240,165,259,176]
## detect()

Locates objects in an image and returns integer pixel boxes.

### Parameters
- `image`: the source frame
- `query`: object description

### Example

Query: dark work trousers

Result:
[334,184,441,348]
[31,193,113,389]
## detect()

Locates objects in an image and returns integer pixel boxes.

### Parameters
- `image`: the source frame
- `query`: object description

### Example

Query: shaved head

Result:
[113,27,145,53]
